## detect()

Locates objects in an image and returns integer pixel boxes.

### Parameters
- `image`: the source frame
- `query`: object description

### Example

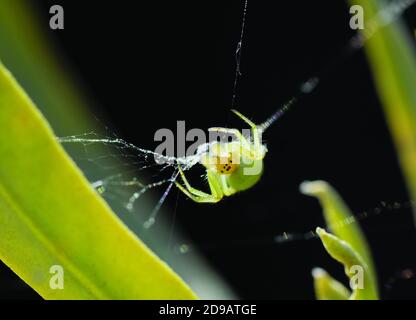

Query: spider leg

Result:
[175,165,223,203]
[208,127,251,150]
[231,109,261,158]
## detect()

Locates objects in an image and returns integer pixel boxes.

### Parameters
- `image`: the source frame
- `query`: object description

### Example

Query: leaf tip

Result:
[311,267,327,279]
[315,226,326,237]
[299,180,329,196]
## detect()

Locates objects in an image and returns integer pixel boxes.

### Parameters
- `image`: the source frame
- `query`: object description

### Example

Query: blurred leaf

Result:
[312,267,351,300]
[300,181,376,276]
[316,228,378,300]
[0,0,95,135]
[0,61,197,299]
[350,0,416,224]
[301,181,378,299]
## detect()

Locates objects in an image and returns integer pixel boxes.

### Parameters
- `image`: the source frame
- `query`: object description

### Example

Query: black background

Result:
[1,0,416,300]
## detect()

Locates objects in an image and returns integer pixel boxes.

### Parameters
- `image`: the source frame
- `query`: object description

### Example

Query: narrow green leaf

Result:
[350,0,416,224]
[0,61,197,299]
[316,228,378,300]
[312,267,351,300]
[301,181,378,299]
[300,181,376,278]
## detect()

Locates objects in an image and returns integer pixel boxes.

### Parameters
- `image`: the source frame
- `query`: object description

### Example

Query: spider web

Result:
[57,0,416,232]
[56,1,416,296]
[58,131,208,228]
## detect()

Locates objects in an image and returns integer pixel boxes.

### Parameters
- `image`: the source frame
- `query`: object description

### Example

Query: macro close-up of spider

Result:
[1,0,416,311]
[175,109,267,203]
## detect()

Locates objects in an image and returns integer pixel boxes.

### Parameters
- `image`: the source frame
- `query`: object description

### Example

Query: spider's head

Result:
[200,142,240,175]
[213,155,239,175]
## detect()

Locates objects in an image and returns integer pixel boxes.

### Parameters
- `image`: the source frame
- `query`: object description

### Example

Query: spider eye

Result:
[213,154,238,175]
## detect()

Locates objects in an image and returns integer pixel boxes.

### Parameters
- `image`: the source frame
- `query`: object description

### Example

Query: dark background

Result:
[2,0,416,299]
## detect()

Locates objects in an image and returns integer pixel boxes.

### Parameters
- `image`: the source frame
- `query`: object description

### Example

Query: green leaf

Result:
[0,61,197,299]
[312,267,351,300]
[300,181,376,276]
[316,228,378,300]
[350,0,416,224]
[300,181,378,299]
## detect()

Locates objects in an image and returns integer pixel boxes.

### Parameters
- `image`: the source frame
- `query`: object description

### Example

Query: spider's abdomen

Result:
[226,156,263,192]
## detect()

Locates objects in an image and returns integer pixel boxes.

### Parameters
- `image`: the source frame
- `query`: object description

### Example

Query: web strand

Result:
[259,0,416,132]
[143,170,180,229]
[176,199,415,254]
[231,0,248,109]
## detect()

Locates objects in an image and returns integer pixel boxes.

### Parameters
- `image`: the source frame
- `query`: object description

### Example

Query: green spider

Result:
[175,109,267,203]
